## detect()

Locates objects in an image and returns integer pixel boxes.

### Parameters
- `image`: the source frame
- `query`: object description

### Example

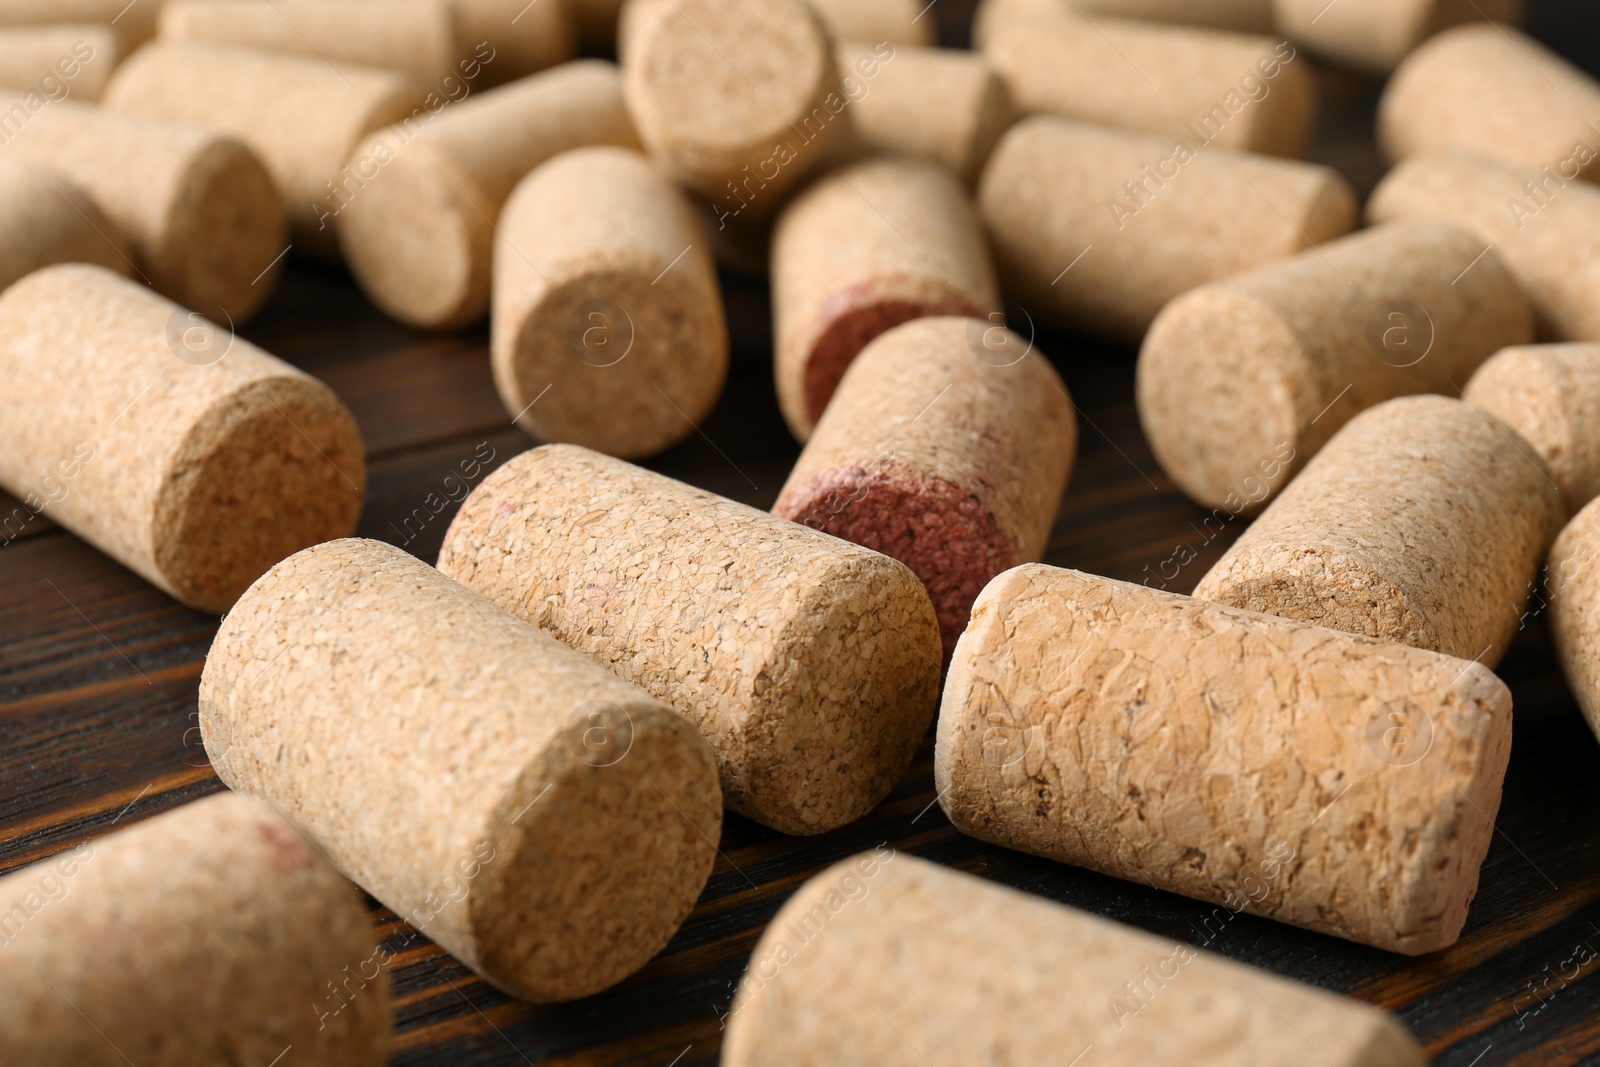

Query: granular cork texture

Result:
[341,60,640,330]
[450,0,575,84]
[773,156,1001,439]
[774,317,1076,655]
[492,146,727,459]
[1465,344,1600,515]
[0,265,364,613]
[1274,0,1522,73]
[808,0,933,45]
[0,792,389,1065]
[0,98,286,323]
[936,565,1513,955]
[0,0,159,48]
[1194,395,1563,666]
[724,854,1426,1064]
[1138,221,1533,512]
[1549,497,1600,744]
[979,116,1356,343]
[977,0,1274,34]
[0,158,131,291]
[0,25,117,100]
[437,444,944,835]
[200,539,723,1002]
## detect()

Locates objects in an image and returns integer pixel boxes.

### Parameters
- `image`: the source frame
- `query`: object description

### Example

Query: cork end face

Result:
[1465,345,1593,515]
[162,137,287,325]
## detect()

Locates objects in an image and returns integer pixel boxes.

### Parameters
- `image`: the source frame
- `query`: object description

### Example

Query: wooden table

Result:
[5,3,1600,1064]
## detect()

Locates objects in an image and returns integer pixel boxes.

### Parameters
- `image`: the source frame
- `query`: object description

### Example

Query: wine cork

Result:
[200,538,723,1003]
[1464,344,1600,516]
[979,116,1357,343]
[0,0,159,48]
[773,156,1001,440]
[0,98,286,323]
[1549,497,1600,746]
[339,61,640,331]
[1369,154,1600,344]
[0,24,116,100]
[104,41,426,258]
[0,264,365,614]
[977,0,1274,35]
[1138,221,1534,512]
[774,317,1076,655]
[0,792,389,1065]
[492,146,726,459]
[978,3,1316,158]
[725,855,1428,1063]
[437,444,944,835]
[0,158,132,291]
[450,0,575,84]
[1379,23,1600,178]
[808,0,932,45]
[1194,395,1563,666]
[1274,0,1521,73]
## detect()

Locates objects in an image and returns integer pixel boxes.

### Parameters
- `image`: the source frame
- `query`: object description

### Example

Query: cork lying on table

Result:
[201,539,723,1003]
[807,0,933,45]
[774,317,1076,656]
[936,565,1513,955]
[977,0,1274,33]
[1274,0,1522,73]
[0,793,389,1065]
[1549,497,1600,746]
[1138,221,1534,512]
[0,158,131,290]
[0,25,115,100]
[773,156,1000,440]
[1194,395,1563,667]
[437,444,944,836]
[0,265,365,614]
[0,0,159,48]
[724,854,1427,1064]
[1465,344,1600,516]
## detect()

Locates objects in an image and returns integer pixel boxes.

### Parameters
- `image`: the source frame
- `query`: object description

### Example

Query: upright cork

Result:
[437,444,944,836]
[979,116,1357,343]
[0,0,159,49]
[808,0,933,45]
[1194,395,1563,666]
[1274,0,1521,73]
[0,25,116,100]
[339,60,641,330]
[937,565,1513,955]
[1465,344,1600,516]
[0,792,389,1065]
[0,98,286,323]
[200,538,723,1003]
[977,0,1274,34]
[0,265,364,614]
[0,159,132,291]
[773,156,1001,440]
[104,41,425,257]
[724,854,1427,1064]
[1138,221,1534,512]
[1549,497,1600,746]
[774,317,1076,655]
[492,146,726,459]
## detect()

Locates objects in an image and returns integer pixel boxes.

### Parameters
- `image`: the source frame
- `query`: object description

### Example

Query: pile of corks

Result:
[1,0,1598,1062]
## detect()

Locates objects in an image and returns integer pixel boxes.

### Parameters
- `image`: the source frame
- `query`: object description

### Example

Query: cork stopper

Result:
[1549,497,1600,747]
[0,158,132,290]
[0,25,117,100]
[0,0,160,49]
[937,565,1513,955]
[437,444,944,835]
[0,792,389,1064]
[200,538,724,1003]
[977,0,1274,34]
[1274,0,1522,73]
[450,0,576,84]
[808,0,934,45]
[1465,344,1600,516]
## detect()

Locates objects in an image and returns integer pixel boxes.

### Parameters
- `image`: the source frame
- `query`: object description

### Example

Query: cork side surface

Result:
[1550,497,1600,742]
[1465,344,1600,515]
[0,158,131,290]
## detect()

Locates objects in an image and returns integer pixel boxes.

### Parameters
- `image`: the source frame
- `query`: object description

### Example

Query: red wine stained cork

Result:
[200,538,723,1003]
[726,855,1428,1063]
[0,98,285,323]
[774,317,1076,655]
[1379,23,1600,178]
[1194,395,1563,666]
[0,158,132,290]
[1549,497,1600,746]
[1274,0,1521,74]
[1138,221,1534,512]
[1464,344,1600,516]
[808,0,933,45]
[978,0,1274,34]
[0,25,116,100]
[492,146,726,459]
[104,41,425,258]
[936,565,1512,955]
[0,792,389,1065]
[0,264,365,613]
[979,116,1356,343]
[437,444,944,835]
[0,0,159,48]
[773,156,1001,440]
[451,0,575,84]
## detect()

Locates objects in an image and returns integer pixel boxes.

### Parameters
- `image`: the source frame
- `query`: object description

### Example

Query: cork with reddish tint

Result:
[0,793,389,1064]
[1464,344,1600,515]
[773,157,1001,440]
[774,317,1076,654]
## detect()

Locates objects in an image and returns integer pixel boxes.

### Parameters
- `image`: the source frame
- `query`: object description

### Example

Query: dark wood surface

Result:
[6,4,1600,1064]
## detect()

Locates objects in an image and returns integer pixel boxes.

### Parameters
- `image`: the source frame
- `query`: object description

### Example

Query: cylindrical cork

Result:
[1464,344,1600,516]
[773,156,1001,440]
[978,4,1316,158]
[104,41,425,258]
[0,265,365,613]
[0,98,286,323]
[808,0,933,45]
[0,0,160,49]
[0,25,117,100]
[979,116,1357,343]
[200,538,723,1003]
[339,60,640,331]
[936,564,1513,955]
[1549,497,1600,746]
[774,317,1076,655]
[725,854,1427,1063]
[1138,221,1534,512]
[0,792,389,1065]
[1274,0,1521,74]
[1379,23,1600,177]
[437,444,944,835]
[1194,395,1563,666]
[450,0,575,84]
[492,146,726,459]
[0,159,132,291]
[977,0,1274,35]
